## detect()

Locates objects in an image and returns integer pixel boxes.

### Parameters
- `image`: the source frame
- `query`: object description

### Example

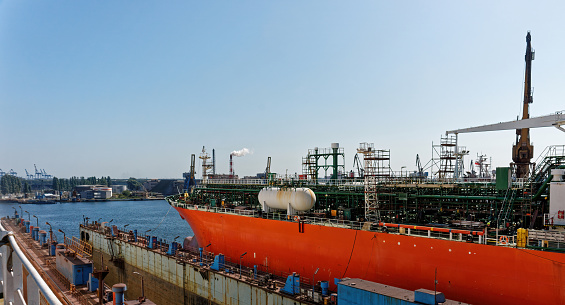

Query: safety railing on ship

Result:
[0,222,63,305]
[194,176,519,190]
[527,229,565,251]
[202,178,269,186]
[170,200,489,244]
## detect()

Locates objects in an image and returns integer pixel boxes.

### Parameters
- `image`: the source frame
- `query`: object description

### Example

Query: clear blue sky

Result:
[1,1,564,179]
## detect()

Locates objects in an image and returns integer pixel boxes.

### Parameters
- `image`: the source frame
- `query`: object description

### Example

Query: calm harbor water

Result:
[0,200,194,243]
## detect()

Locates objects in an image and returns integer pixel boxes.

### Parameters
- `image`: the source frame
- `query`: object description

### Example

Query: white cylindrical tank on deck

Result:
[552,169,565,181]
[258,187,316,211]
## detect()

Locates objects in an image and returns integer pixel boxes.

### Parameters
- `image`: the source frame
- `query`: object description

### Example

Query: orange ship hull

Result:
[175,206,565,304]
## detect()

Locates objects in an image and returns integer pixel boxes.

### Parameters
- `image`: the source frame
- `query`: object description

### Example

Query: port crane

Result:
[34,164,41,179]
[353,154,364,178]
[42,169,52,179]
[447,32,565,177]
[25,169,33,180]
[414,154,425,178]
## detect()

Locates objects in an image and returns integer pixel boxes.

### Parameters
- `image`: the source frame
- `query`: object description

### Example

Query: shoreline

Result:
[0,197,165,204]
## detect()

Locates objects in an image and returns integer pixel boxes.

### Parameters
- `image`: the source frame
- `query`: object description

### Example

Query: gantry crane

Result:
[447,32,565,178]
[42,169,52,179]
[34,164,41,179]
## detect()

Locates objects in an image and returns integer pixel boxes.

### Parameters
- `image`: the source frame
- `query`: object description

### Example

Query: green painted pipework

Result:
[532,165,565,201]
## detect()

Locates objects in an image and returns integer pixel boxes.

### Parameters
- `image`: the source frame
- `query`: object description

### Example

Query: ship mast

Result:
[512,31,535,178]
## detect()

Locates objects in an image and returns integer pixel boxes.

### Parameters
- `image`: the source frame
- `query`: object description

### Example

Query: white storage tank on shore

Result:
[258,187,316,211]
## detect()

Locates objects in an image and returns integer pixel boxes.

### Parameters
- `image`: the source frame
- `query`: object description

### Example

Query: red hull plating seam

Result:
[175,207,565,304]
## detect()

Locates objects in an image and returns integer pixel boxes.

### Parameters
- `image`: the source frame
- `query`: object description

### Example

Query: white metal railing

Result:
[533,145,565,168]
[528,229,565,242]
[199,177,506,188]
[202,179,269,186]
[172,200,487,244]
[0,222,62,305]
[512,178,528,188]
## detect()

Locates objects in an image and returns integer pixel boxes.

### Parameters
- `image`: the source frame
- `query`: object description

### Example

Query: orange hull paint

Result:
[175,207,565,304]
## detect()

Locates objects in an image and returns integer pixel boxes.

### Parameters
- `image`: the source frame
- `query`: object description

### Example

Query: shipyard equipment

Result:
[281,273,301,295]
[353,153,364,178]
[302,143,345,180]
[513,31,535,178]
[183,154,196,192]
[55,249,93,285]
[265,156,271,177]
[447,32,565,178]
[34,164,41,179]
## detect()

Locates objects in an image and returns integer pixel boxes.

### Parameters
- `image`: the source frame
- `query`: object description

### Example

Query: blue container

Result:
[25,221,30,233]
[133,230,138,242]
[32,227,40,241]
[414,289,446,305]
[39,231,47,246]
[320,281,329,296]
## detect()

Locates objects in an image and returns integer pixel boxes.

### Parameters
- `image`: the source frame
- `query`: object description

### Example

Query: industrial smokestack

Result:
[229,148,250,178]
[229,155,234,178]
[213,149,216,175]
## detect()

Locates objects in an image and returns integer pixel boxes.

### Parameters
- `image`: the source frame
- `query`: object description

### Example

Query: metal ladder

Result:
[497,188,517,228]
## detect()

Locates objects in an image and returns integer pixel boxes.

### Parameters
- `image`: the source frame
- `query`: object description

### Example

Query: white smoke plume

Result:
[231,148,250,157]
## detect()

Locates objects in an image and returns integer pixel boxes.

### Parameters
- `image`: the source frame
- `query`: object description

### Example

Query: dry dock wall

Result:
[82,226,309,305]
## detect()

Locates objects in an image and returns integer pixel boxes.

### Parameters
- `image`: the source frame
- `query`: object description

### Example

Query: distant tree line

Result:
[52,176,112,191]
[1,175,31,194]
[127,178,143,191]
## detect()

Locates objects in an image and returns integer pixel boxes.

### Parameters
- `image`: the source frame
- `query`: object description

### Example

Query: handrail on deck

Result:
[0,221,63,305]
